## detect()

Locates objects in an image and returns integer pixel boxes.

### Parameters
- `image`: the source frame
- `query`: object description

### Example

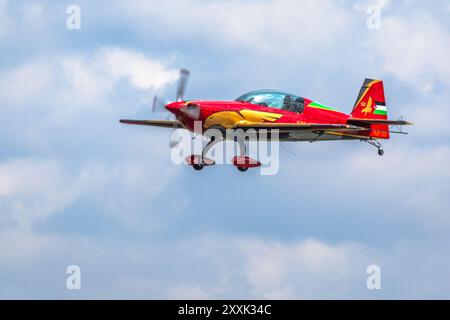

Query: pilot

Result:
[294,97,305,113]
[283,95,295,111]
[283,95,304,113]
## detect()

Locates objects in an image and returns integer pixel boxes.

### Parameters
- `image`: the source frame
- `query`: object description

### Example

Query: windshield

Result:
[236,90,305,113]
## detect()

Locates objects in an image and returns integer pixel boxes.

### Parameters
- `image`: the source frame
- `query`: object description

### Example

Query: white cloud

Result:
[87,159,183,232]
[0,47,184,232]
[0,156,182,233]
[7,231,450,299]
[368,14,450,90]
[0,47,179,150]
[61,48,178,102]
[99,48,179,90]
[0,47,178,109]
[1,228,450,299]
[348,145,450,227]
[348,145,450,184]
[242,238,370,299]
[0,159,81,230]
[2,232,375,298]
[277,142,450,236]
[123,0,352,53]
[1,0,449,299]
[0,59,55,106]
[408,100,450,138]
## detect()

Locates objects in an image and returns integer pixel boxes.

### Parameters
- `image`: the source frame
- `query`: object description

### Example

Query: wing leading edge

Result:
[120,119,181,128]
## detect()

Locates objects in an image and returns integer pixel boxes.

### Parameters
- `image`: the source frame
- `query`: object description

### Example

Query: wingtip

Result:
[398,120,414,125]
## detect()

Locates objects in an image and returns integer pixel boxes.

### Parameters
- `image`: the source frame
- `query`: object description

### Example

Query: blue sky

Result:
[1,0,450,299]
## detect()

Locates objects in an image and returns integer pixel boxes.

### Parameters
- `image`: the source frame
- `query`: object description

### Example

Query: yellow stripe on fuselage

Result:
[324,131,371,139]
[204,110,283,129]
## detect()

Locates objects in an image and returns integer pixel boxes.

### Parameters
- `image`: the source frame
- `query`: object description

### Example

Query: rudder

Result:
[350,79,389,139]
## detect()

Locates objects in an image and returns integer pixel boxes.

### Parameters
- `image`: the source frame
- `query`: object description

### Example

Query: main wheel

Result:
[193,163,204,171]
[378,149,384,156]
[237,166,248,172]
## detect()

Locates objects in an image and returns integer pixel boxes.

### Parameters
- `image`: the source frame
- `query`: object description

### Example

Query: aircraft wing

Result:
[235,122,368,132]
[120,119,182,128]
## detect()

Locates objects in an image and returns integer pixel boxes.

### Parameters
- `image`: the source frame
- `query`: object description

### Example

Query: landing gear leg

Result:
[236,137,248,172]
[190,136,220,171]
[202,136,219,162]
[365,139,384,156]
[237,138,247,157]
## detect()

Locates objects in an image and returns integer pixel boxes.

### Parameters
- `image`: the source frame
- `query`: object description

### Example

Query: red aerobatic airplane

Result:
[120,69,412,171]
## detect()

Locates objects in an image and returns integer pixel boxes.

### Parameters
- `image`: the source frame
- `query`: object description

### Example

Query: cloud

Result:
[0,159,81,230]
[368,13,450,91]
[275,142,450,238]
[98,48,179,90]
[242,238,371,299]
[0,42,184,234]
[85,159,184,233]
[0,59,55,106]
[0,156,184,235]
[0,47,177,109]
[0,233,375,299]
[0,47,179,153]
[0,44,185,234]
[61,48,179,102]
[3,231,449,299]
[122,0,352,54]
[0,0,449,299]
[407,99,450,138]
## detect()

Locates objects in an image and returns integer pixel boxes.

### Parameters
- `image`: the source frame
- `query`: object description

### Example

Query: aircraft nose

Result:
[165,102,181,114]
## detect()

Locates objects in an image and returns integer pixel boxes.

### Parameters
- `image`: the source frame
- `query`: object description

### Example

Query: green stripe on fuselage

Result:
[308,101,337,112]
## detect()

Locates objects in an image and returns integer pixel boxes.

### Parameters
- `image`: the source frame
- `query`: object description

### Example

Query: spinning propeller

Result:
[151,68,191,114]
[150,69,191,148]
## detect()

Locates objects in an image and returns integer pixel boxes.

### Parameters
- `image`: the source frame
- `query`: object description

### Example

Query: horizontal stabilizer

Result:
[348,118,413,126]
[235,122,368,132]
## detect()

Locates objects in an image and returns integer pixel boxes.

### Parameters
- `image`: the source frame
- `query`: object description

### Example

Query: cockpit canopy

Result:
[236,90,305,113]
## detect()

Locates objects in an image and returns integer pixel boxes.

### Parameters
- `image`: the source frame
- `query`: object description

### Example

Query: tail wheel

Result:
[237,167,248,172]
[378,149,384,156]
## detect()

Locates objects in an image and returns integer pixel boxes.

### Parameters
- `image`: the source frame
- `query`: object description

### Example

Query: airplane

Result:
[120,69,413,172]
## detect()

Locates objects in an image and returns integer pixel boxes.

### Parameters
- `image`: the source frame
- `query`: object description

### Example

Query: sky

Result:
[0,0,450,299]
